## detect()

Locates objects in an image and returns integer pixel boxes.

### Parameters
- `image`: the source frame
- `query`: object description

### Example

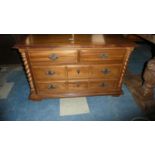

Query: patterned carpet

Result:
[0,43,152,121]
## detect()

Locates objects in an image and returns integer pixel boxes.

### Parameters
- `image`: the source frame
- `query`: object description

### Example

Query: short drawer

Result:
[32,66,67,80]
[36,81,67,93]
[67,65,90,79]
[80,48,126,63]
[91,64,122,79]
[28,49,78,65]
[89,80,118,91]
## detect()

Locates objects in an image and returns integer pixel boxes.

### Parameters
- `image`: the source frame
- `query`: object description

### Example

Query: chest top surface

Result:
[15,34,135,49]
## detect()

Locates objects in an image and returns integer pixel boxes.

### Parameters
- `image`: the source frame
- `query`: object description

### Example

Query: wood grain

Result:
[16,35,135,100]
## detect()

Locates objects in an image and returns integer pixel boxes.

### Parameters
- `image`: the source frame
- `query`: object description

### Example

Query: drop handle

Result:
[46,70,55,76]
[99,82,108,87]
[49,53,59,61]
[76,69,80,74]
[101,68,111,74]
[48,84,56,89]
[99,53,109,59]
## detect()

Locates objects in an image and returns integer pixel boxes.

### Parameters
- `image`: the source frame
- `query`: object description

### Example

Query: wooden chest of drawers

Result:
[15,34,135,100]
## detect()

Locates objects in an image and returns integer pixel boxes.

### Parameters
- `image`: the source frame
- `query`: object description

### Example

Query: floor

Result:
[0,43,153,121]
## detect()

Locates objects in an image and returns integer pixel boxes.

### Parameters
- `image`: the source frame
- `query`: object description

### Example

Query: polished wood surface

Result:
[16,34,135,100]
[91,64,122,79]
[28,49,78,65]
[32,66,67,80]
[15,34,135,48]
[79,48,126,63]
[67,65,90,79]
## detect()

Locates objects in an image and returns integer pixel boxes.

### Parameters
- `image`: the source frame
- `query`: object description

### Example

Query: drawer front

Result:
[36,81,67,93]
[67,65,90,79]
[36,80,118,94]
[91,64,122,79]
[89,80,118,91]
[80,49,126,63]
[68,81,88,91]
[32,66,67,80]
[29,50,78,65]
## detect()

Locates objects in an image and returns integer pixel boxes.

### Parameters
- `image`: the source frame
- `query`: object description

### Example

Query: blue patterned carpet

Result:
[0,43,152,121]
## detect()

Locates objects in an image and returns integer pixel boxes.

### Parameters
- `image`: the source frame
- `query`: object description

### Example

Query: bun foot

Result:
[29,92,42,101]
[112,90,122,97]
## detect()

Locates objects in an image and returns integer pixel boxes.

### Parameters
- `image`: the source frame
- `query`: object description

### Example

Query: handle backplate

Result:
[101,68,111,75]
[46,70,55,76]
[48,84,56,89]
[49,54,59,61]
[100,53,109,59]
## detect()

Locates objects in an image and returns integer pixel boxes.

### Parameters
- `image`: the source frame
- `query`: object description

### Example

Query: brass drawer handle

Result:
[49,53,59,61]
[99,53,109,59]
[48,84,56,89]
[101,68,111,75]
[46,70,55,76]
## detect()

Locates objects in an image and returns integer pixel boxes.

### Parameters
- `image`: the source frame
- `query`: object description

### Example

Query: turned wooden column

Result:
[142,58,155,100]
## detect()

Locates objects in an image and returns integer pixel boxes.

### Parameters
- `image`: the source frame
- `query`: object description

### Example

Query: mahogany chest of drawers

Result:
[15,34,135,100]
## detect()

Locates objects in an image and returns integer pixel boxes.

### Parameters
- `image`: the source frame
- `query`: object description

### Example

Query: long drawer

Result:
[32,64,122,81]
[36,80,118,94]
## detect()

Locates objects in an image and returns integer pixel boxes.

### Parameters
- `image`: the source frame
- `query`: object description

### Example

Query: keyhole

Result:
[77,69,80,74]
